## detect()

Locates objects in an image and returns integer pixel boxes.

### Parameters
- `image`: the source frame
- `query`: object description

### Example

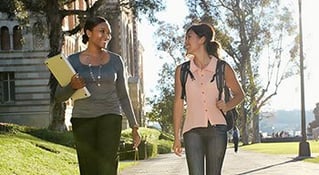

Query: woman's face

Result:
[184,30,202,55]
[87,22,112,48]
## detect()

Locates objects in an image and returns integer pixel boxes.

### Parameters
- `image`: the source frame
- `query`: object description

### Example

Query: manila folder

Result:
[45,54,91,101]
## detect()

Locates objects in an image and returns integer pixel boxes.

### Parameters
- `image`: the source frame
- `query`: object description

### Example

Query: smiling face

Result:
[87,22,112,49]
[184,29,204,55]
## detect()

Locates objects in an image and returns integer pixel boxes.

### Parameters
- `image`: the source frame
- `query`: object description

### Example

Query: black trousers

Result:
[71,114,122,175]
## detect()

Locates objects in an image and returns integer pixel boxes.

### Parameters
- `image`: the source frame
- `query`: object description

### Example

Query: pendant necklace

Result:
[87,56,103,87]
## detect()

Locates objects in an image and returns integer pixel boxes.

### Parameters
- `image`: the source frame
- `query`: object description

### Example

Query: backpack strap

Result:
[217,60,231,102]
[215,59,226,100]
[180,61,195,100]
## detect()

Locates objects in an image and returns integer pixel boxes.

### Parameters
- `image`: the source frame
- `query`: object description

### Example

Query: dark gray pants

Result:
[183,125,228,175]
[71,114,122,175]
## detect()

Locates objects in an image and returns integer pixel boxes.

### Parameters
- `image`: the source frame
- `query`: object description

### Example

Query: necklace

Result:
[87,56,103,87]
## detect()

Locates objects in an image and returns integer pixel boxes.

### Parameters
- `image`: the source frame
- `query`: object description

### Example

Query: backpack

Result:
[179,59,238,132]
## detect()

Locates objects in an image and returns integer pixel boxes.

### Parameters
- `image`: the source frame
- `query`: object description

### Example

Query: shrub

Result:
[157,139,173,154]
[120,127,161,160]
[159,132,174,141]
[119,127,176,159]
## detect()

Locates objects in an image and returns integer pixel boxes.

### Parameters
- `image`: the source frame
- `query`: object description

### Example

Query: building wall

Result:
[0,12,51,127]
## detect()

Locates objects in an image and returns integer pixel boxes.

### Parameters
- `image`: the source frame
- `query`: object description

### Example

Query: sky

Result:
[138,0,319,112]
[268,0,319,111]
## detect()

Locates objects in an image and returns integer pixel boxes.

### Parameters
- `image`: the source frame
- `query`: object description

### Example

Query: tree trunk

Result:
[46,0,66,131]
[48,101,66,131]
[239,49,250,145]
[252,113,261,143]
[240,105,249,145]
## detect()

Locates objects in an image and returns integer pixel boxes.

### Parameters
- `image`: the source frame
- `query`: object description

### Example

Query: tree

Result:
[145,65,175,133]
[0,0,165,131]
[185,0,299,144]
[145,22,185,133]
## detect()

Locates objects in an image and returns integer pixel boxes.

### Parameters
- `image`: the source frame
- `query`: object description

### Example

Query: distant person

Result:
[313,102,319,122]
[232,127,240,152]
[55,16,141,175]
[312,103,319,141]
[172,23,245,175]
[313,127,319,141]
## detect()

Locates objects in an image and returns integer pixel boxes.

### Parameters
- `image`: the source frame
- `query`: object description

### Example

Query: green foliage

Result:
[25,128,75,148]
[157,139,173,154]
[143,141,158,159]
[0,123,75,148]
[146,93,175,134]
[0,123,27,134]
[146,61,176,133]
[154,22,186,64]
[121,127,161,160]
[159,131,174,141]
[158,131,174,154]
[120,127,174,160]
[129,0,166,23]
[121,127,161,143]
[119,140,158,160]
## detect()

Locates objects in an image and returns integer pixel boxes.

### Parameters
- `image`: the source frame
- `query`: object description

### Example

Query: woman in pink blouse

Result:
[173,23,244,175]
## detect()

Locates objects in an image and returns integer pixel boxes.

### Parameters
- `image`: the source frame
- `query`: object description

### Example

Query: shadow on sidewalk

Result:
[235,156,310,175]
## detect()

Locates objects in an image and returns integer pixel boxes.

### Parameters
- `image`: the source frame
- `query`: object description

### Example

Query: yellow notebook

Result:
[45,54,91,101]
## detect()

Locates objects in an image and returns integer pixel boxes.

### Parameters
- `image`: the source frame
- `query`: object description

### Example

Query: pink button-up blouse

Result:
[182,56,227,134]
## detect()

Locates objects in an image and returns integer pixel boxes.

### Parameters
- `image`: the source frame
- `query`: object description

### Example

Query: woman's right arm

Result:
[173,65,184,156]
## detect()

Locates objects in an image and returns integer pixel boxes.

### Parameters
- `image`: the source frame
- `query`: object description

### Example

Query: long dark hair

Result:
[186,23,221,58]
[82,16,110,44]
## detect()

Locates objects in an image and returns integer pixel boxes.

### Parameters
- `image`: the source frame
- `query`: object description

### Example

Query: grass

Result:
[0,131,79,175]
[2,123,318,174]
[241,141,319,163]
[0,124,136,175]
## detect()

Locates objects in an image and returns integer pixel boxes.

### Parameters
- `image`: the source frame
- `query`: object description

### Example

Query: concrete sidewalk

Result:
[223,149,319,175]
[119,148,319,175]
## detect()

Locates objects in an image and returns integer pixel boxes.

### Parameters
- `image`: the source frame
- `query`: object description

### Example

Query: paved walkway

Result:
[119,148,319,175]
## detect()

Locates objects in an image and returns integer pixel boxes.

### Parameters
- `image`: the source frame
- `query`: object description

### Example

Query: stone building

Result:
[0,0,144,129]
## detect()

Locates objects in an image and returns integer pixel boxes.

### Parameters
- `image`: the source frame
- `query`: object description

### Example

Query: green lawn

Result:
[0,132,79,175]
[1,124,318,175]
[0,125,136,175]
[241,141,319,163]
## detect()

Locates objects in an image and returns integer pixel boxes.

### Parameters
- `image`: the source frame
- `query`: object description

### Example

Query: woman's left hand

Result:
[132,128,141,149]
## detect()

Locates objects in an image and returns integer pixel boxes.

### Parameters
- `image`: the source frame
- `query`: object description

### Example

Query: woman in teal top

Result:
[55,16,141,175]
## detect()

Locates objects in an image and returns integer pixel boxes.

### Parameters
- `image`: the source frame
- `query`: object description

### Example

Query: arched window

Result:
[1,26,10,50]
[13,25,22,50]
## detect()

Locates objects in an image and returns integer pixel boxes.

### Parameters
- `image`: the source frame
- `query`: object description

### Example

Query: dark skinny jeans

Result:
[183,124,228,175]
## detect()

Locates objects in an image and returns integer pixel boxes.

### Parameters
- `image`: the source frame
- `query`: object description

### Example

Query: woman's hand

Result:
[132,127,141,149]
[216,99,228,113]
[70,73,85,90]
[173,139,183,156]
